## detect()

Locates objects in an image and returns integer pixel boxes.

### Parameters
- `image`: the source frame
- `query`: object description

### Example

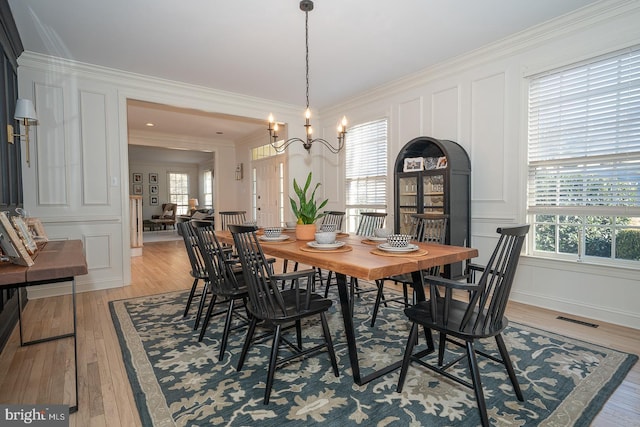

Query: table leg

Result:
[336,270,434,386]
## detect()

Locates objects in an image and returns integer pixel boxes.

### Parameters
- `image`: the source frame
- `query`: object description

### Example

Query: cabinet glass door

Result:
[398,175,418,234]
[423,174,444,212]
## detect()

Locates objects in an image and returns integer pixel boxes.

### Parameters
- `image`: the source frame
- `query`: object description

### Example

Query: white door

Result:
[253,157,283,226]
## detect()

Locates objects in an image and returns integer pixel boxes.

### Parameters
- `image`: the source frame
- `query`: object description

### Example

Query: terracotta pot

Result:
[295,223,317,240]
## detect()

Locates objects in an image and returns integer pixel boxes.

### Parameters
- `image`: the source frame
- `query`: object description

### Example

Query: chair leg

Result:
[324,271,334,298]
[295,320,302,350]
[320,312,339,376]
[495,334,523,401]
[197,294,218,342]
[438,333,447,366]
[264,324,282,404]
[466,340,489,427]
[184,278,199,317]
[217,298,236,361]
[194,281,209,330]
[396,322,419,392]
[237,317,258,372]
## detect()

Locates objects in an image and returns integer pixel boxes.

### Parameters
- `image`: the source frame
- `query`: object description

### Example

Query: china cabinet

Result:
[394,137,470,278]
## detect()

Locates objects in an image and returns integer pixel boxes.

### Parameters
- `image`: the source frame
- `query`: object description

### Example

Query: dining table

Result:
[215,228,478,386]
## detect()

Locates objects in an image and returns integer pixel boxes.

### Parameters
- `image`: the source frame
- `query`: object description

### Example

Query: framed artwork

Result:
[133,184,143,195]
[26,217,48,242]
[436,156,448,169]
[403,157,424,173]
[0,212,34,266]
[150,196,159,206]
[11,216,37,254]
[150,184,158,195]
[149,173,158,184]
[132,172,143,183]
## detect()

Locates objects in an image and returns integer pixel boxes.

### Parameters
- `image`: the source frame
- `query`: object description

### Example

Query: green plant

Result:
[290,172,328,225]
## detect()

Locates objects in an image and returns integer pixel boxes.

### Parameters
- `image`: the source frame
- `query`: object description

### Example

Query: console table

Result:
[0,240,88,413]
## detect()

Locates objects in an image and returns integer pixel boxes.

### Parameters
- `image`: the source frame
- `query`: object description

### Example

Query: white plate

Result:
[307,241,346,250]
[259,235,289,242]
[366,236,388,242]
[377,243,419,253]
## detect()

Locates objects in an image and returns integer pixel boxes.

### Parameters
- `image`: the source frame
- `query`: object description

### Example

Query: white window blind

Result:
[345,119,388,207]
[528,47,640,214]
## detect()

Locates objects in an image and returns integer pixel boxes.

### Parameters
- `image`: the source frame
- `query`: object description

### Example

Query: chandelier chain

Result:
[305,10,310,110]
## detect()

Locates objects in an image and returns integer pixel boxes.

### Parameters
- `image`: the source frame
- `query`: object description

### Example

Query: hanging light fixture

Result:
[267,0,347,154]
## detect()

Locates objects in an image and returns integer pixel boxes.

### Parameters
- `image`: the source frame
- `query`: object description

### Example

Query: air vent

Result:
[557,316,599,328]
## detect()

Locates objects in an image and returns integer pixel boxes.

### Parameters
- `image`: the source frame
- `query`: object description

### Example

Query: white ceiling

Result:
[9,0,599,144]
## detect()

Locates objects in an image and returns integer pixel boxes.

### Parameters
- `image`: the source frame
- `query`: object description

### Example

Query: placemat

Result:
[259,238,295,244]
[370,248,428,257]
[361,238,385,245]
[299,245,353,253]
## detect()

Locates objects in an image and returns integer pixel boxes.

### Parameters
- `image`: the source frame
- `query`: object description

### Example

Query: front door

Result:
[253,157,283,227]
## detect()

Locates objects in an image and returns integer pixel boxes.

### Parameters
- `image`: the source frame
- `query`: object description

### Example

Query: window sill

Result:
[520,254,639,281]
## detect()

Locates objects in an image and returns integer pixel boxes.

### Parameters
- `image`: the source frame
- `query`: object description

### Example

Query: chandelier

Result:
[267,0,347,154]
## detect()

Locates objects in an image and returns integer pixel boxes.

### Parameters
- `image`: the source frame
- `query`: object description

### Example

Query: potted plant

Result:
[290,172,328,240]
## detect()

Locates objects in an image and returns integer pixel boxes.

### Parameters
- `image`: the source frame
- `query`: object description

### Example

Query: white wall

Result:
[17,53,305,293]
[318,1,640,329]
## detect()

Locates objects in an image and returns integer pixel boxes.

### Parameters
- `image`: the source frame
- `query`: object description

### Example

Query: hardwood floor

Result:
[0,240,638,426]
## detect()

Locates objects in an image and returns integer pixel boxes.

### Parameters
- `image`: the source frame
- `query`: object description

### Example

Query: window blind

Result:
[345,119,388,207]
[528,47,640,213]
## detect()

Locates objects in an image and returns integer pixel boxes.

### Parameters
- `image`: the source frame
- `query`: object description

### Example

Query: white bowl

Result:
[374,228,389,238]
[387,234,411,247]
[263,227,283,238]
[286,221,298,228]
[315,231,337,244]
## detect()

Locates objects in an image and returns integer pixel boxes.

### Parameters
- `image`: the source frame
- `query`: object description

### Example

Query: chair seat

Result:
[259,290,332,323]
[405,298,509,340]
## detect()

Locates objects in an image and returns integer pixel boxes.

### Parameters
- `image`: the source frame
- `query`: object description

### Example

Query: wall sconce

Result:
[7,99,38,167]
[235,163,243,181]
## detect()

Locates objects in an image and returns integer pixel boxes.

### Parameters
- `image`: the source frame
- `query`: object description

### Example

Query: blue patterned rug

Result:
[110,287,636,426]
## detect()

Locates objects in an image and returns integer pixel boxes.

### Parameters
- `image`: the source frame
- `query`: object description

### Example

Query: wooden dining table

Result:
[215,229,478,385]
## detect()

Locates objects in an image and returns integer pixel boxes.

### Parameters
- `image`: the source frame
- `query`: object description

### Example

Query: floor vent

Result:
[556,316,599,328]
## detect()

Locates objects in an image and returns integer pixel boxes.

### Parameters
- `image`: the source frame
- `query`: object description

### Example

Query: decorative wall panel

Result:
[80,91,109,205]
[470,73,505,201]
[34,82,67,205]
[431,86,459,141]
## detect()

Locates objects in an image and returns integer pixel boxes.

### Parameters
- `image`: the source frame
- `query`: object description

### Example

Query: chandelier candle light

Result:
[267,0,347,154]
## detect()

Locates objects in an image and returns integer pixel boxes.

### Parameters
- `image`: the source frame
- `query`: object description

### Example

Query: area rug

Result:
[110,288,637,426]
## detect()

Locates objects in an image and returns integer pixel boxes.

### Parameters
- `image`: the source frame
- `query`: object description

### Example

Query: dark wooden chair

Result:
[370,214,448,327]
[193,221,250,361]
[396,225,530,427]
[230,224,339,404]
[219,211,246,230]
[176,221,209,329]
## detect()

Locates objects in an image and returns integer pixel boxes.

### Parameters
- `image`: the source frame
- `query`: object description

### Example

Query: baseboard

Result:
[510,290,640,330]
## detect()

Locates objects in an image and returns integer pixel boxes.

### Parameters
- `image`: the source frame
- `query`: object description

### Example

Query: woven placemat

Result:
[370,248,428,257]
[258,237,295,244]
[299,245,353,253]
[361,238,386,245]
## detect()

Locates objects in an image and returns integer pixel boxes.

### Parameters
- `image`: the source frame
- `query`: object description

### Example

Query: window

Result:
[345,118,388,232]
[203,170,213,208]
[168,172,189,215]
[527,47,640,265]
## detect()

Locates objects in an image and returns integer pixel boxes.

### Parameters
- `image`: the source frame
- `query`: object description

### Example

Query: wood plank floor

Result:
[0,240,638,426]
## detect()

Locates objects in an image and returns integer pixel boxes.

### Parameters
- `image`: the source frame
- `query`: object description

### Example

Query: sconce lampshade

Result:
[14,99,37,123]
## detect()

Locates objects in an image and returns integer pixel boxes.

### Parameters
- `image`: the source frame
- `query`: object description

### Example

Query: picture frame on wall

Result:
[150,184,158,195]
[133,172,143,183]
[403,157,424,173]
[133,184,143,195]
[149,173,158,184]
[150,196,159,206]
[0,212,34,266]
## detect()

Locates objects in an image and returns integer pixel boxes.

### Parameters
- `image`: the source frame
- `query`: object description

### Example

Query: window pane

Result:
[616,219,640,260]
[534,223,556,252]
[168,172,189,215]
[558,225,579,254]
[585,226,611,258]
